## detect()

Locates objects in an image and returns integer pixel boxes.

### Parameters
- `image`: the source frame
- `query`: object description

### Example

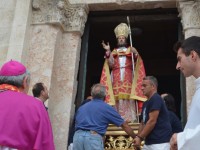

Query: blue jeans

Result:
[73,130,104,150]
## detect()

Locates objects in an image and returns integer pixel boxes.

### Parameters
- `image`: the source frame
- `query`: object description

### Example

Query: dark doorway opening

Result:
[78,8,182,119]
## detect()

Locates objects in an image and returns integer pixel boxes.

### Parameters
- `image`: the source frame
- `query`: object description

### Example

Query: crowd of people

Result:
[71,25,200,150]
[0,22,199,150]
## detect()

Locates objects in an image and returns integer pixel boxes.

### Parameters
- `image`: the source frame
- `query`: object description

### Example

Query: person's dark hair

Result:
[32,82,44,97]
[173,36,200,57]
[0,71,30,88]
[163,93,176,112]
[173,41,182,53]
[91,83,106,100]
[143,76,158,88]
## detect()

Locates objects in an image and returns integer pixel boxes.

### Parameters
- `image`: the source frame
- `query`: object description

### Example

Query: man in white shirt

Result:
[170,36,200,150]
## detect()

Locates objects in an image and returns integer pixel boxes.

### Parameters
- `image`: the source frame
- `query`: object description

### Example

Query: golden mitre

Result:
[114,23,129,38]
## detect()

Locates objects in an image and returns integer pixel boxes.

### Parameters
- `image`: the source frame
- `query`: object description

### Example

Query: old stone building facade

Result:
[0,0,200,149]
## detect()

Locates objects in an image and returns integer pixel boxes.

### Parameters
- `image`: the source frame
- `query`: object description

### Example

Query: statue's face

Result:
[117,36,127,47]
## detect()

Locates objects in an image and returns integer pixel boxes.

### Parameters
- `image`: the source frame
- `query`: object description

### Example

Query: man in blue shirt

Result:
[73,83,136,150]
[134,76,172,150]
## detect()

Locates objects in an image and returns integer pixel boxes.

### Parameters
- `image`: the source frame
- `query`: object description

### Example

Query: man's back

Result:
[75,99,124,136]
[0,91,54,150]
[73,83,138,150]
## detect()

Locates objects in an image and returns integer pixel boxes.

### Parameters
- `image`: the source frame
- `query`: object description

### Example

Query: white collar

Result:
[195,77,200,90]
[117,47,127,51]
[35,97,43,102]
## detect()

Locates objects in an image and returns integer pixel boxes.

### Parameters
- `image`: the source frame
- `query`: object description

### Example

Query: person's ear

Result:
[191,50,198,62]
[22,76,29,93]
[41,90,45,96]
[151,84,156,90]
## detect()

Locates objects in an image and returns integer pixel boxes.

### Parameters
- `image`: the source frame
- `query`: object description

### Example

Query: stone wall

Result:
[1,0,200,149]
[0,0,16,65]
[69,0,176,11]
[30,0,88,149]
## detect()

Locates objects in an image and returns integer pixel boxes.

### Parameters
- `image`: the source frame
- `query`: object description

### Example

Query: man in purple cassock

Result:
[0,60,55,150]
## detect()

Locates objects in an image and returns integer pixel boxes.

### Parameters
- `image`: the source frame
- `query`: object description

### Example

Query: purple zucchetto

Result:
[0,60,26,76]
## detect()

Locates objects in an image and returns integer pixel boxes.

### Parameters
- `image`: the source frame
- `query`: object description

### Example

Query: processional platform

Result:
[104,123,143,150]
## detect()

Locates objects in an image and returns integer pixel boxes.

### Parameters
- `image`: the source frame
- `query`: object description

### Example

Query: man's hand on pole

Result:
[170,133,178,150]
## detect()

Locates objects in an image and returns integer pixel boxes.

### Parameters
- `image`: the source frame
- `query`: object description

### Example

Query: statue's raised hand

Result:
[102,40,110,51]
